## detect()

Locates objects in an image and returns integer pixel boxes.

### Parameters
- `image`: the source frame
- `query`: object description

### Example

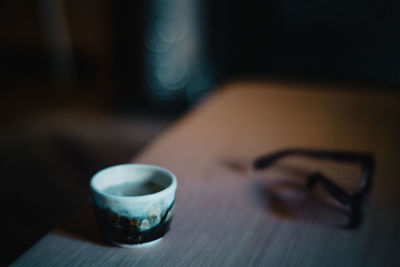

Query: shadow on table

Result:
[222,159,350,228]
[55,201,112,247]
[254,178,350,228]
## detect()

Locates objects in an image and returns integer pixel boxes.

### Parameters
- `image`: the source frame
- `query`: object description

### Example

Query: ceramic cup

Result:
[90,164,177,247]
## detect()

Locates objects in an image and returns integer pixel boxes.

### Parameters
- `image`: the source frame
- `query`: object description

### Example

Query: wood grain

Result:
[13,81,400,266]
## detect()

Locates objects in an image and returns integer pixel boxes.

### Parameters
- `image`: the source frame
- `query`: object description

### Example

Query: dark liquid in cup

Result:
[103,181,165,196]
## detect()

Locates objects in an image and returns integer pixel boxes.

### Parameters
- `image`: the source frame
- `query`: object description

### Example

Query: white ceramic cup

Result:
[90,164,177,247]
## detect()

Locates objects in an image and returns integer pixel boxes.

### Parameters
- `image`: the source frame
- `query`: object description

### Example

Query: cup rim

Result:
[90,163,177,200]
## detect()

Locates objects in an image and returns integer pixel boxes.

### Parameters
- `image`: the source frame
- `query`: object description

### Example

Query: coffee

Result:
[103,181,165,196]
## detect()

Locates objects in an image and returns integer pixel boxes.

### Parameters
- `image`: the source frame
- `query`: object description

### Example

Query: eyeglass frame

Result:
[254,148,375,228]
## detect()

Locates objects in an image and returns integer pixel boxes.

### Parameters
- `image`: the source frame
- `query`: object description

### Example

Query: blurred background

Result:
[1,0,399,264]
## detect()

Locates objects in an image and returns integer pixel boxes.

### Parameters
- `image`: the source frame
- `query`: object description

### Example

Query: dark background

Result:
[209,0,400,84]
[1,0,399,264]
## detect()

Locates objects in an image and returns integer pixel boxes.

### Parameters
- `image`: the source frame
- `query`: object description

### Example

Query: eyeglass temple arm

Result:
[307,172,351,205]
[254,148,375,194]
[307,171,365,228]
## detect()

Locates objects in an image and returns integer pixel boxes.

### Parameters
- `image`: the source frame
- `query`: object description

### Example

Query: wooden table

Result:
[13,81,400,266]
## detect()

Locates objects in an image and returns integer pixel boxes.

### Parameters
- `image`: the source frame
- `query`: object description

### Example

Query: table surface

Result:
[13,81,400,266]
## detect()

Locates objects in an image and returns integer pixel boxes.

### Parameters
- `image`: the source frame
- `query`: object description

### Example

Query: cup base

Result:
[112,237,163,248]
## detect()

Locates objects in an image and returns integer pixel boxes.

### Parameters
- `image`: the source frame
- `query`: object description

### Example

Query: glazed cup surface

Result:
[90,164,177,247]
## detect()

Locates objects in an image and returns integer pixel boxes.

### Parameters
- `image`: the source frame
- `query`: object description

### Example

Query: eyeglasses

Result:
[254,148,375,228]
